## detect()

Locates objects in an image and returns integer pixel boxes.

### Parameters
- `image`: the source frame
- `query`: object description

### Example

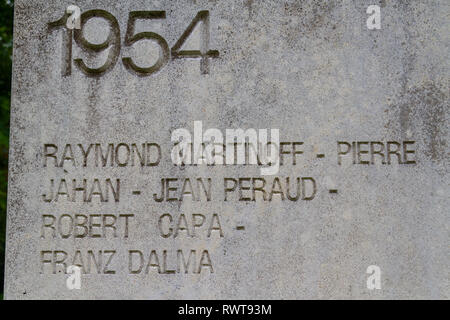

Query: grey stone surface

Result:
[5,0,449,299]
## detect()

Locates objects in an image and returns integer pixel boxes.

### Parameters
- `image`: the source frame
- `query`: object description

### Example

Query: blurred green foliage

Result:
[0,0,14,296]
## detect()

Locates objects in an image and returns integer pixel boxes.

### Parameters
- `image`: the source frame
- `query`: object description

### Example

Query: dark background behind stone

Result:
[0,0,14,299]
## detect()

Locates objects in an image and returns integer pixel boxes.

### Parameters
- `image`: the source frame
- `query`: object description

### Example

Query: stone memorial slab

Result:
[5,0,449,299]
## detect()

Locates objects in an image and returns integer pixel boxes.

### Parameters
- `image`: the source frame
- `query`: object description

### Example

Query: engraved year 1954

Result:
[48,10,219,77]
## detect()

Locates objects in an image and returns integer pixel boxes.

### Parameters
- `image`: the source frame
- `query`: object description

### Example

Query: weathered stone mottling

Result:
[5,0,449,299]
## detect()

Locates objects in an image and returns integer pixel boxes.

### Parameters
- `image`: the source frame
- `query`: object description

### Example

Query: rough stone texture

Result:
[5,0,449,299]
